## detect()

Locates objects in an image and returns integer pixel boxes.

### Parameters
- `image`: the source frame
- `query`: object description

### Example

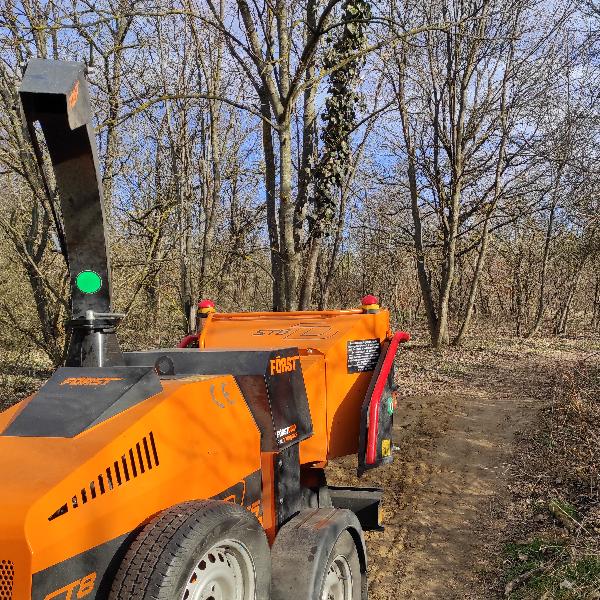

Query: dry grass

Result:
[0,346,51,411]
[502,355,600,599]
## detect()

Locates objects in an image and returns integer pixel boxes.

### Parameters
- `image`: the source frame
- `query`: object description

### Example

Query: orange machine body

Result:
[199,309,391,463]
[0,308,395,600]
[0,375,261,599]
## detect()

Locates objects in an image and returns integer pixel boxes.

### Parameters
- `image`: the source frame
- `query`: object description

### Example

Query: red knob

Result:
[361,295,379,306]
[198,299,215,309]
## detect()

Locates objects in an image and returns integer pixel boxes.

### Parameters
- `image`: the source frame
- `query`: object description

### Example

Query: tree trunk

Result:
[527,198,557,337]
[592,273,600,330]
[298,234,321,310]
[554,259,585,334]
[101,16,132,211]
[394,46,439,340]
[453,28,513,345]
[278,124,298,310]
[435,183,460,348]
[294,0,317,256]
[513,251,524,337]
[259,89,284,311]
[453,212,491,345]
[411,158,438,340]
[320,190,348,309]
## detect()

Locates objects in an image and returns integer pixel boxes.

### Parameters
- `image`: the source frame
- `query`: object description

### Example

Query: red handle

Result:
[365,331,410,465]
[177,334,198,348]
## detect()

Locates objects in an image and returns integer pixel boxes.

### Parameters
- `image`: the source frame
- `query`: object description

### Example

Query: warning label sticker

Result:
[347,339,380,373]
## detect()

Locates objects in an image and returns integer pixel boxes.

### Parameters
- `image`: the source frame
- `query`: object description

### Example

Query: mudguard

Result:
[358,331,410,475]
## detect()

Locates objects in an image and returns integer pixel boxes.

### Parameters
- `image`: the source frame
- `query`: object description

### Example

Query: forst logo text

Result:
[269,355,300,376]
[276,423,298,444]
[61,377,123,387]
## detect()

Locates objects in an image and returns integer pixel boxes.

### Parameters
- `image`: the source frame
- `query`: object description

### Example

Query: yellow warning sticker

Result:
[381,439,391,457]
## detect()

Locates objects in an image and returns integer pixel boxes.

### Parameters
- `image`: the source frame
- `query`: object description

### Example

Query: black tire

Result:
[319,530,362,600]
[271,508,367,600]
[109,500,270,600]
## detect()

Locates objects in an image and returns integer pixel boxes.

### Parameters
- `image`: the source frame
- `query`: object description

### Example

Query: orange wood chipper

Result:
[0,59,410,600]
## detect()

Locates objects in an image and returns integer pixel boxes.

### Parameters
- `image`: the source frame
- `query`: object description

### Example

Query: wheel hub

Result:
[182,540,255,600]
[322,554,352,600]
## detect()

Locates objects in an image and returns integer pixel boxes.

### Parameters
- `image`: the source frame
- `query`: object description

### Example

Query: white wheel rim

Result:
[181,539,256,600]
[321,554,353,600]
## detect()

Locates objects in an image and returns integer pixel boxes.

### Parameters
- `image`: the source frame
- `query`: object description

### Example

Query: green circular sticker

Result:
[76,270,102,294]
[387,397,394,415]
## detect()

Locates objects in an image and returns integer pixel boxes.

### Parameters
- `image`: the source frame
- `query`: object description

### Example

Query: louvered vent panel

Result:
[48,432,159,521]
[0,560,14,599]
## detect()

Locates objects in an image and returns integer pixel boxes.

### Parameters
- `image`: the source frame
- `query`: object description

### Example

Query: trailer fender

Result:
[270,508,367,600]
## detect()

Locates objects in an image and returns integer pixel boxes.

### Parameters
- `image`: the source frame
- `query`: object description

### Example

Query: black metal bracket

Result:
[328,486,384,531]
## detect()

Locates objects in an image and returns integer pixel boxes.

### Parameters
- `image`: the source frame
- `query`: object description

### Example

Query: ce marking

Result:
[210,383,235,409]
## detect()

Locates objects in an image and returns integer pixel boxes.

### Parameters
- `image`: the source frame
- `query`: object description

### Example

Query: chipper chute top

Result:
[0,59,410,600]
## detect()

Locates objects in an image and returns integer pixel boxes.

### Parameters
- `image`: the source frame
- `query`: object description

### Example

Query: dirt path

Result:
[327,339,587,599]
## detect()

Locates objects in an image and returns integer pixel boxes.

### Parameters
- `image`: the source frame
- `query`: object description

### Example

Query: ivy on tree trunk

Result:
[299,0,372,309]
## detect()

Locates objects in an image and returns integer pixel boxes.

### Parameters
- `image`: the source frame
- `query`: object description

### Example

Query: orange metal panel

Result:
[297,355,327,465]
[0,374,261,576]
[260,452,277,544]
[320,313,390,459]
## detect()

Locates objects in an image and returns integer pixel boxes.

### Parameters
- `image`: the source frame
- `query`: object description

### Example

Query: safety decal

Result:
[381,439,391,457]
[347,339,380,373]
[275,423,298,445]
[67,80,79,109]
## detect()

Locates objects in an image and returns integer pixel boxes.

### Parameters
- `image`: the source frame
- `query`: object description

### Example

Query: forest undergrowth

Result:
[502,354,600,599]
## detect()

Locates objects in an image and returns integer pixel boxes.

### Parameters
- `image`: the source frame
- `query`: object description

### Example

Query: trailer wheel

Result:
[320,530,362,599]
[271,508,367,600]
[109,500,270,600]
